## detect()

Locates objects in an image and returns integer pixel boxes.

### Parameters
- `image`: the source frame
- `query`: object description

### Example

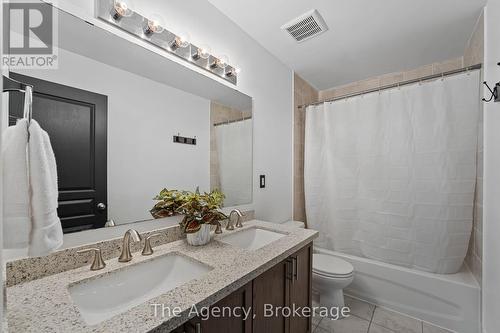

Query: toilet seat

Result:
[313,254,354,278]
[313,269,353,279]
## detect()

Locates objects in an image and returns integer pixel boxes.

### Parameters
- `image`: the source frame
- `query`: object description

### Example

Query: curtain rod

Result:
[213,116,252,127]
[299,64,482,109]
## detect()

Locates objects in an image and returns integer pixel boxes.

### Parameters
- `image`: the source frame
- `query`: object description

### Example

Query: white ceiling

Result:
[208,0,486,90]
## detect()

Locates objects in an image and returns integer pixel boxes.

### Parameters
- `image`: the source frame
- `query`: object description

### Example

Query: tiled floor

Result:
[312,295,452,333]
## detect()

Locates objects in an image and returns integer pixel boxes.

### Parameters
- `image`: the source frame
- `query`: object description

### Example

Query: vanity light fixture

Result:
[144,15,165,36]
[98,0,239,84]
[111,0,134,20]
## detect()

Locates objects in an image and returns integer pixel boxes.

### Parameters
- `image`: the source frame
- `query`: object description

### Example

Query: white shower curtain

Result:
[215,119,252,207]
[305,71,480,274]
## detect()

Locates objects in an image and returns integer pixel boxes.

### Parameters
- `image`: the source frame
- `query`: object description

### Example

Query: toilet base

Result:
[319,288,346,310]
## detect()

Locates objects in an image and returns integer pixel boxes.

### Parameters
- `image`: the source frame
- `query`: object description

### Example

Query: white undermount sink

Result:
[219,227,286,251]
[68,253,212,325]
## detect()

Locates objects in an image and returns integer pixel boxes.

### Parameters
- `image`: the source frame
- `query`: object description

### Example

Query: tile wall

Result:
[293,74,319,224]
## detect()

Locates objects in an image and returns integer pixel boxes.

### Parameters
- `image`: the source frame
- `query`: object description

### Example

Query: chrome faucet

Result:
[119,229,142,262]
[227,209,244,230]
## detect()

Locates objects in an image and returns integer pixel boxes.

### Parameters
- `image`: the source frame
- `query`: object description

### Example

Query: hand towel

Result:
[2,119,30,248]
[28,119,63,257]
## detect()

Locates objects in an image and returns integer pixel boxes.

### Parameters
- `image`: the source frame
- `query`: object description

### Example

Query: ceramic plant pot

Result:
[186,224,212,246]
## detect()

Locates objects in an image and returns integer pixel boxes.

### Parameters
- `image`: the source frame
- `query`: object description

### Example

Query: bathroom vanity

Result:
[172,242,312,333]
[6,220,318,333]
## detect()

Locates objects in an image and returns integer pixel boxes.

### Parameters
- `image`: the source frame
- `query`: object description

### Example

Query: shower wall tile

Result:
[403,64,434,81]
[317,57,466,104]
[379,72,404,87]
[356,77,381,92]
[464,11,484,67]
[432,57,464,74]
[293,74,318,224]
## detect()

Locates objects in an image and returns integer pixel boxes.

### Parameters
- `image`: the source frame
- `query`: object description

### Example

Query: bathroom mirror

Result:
[4,5,253,234]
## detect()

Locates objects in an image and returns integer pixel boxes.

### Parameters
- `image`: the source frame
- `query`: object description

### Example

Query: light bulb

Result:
[211,55,229,69]
[177,34,190,48]
[112,0,134,20]
[192,45,211,60]
[170,34,190,51]
[226,67,241,77]
[199,47,211,59]
[144,14,165,35]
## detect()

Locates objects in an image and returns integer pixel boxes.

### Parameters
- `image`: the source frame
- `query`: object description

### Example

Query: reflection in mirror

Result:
[3,6,253,237]
[210,103,253,207]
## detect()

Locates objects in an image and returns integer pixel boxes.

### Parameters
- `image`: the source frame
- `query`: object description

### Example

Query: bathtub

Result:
[315,247,480,333]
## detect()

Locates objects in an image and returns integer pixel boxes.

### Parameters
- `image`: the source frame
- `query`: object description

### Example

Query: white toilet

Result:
[283,221,355,309]
[312,253,354,308]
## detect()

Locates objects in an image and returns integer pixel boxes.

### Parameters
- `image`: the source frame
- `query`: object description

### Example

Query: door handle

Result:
[97,203,106,211]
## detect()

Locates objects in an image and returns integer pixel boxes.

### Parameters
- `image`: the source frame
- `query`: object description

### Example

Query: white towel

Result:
[2,119,30,249]
[28,120,63,257]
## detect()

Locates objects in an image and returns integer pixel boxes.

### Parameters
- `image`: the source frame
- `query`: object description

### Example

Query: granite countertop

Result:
[7,220,318,333]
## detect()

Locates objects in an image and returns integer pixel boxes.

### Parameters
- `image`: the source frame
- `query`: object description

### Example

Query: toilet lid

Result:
[313,254,354,277]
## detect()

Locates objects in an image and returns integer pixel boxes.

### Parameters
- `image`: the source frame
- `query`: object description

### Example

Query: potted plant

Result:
[150,188,190,218]
[150,188,227,246]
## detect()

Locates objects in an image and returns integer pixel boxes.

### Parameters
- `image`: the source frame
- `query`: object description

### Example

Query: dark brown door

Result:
[186,282,252,333]
[9,72,107,233]
[289,245,313,333]
[253,260,290,333]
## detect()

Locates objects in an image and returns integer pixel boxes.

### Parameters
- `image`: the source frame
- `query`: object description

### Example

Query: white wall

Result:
[482,0,500,332]
[0,0,3,327]
[14,48,210,225]
[53,0,294,223]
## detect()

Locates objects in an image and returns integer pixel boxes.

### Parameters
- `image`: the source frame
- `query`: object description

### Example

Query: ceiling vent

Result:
[281,9,328,43]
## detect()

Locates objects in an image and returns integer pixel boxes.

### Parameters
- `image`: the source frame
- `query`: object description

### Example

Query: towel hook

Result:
[482,62,500,103]
[482,81,498,102]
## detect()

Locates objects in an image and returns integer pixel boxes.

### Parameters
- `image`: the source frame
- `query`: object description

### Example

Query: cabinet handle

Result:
[286,258,293,281]
[293,257,299,280]
[185,321,201,333]
[291,257,297,284]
